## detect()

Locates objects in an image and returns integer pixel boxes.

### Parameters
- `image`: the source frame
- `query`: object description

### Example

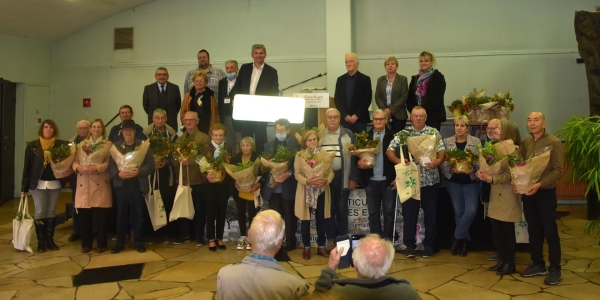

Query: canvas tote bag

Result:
[394,148,421,202]
[12,195,34,253]
[169,164,195,221]
[145,170,168,231]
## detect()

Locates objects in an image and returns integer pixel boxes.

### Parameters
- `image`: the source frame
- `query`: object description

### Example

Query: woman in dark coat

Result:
[407,51,447,130]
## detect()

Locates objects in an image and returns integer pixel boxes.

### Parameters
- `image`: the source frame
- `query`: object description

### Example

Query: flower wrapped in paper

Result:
[445,148,479,173]
[196,149,231,182]
[476,139,515,175]
[148,133,172,163]
[508,146,552,194]
[297,149,335,209]
[172,136,198,163]
[260,144,297,188]
[47,142,77,178]
[346,131,380,167]
[223,159,260,192]
[406,128,441,166]
[79,140,111,166]
[489,90,514,120]
[295,124,325,146]
[109,140,150,171]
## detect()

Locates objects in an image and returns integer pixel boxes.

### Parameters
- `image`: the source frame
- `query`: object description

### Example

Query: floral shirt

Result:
[387,125,445,186]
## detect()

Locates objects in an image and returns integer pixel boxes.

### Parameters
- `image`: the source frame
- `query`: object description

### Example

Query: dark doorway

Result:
[1,78,17,205]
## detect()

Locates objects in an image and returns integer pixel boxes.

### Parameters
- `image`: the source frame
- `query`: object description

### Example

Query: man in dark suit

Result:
[143,67,181,130]
[357,109,396,241]
[334,53,373,133]
[218,60,240,152]
[232,44,279,153]
[262,118,301,251]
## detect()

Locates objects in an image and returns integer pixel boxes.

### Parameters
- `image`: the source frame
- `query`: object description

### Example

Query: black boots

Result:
[496,263,516,275]
[489,260,505,272]
[459,239,468,257]
[44,217,59,251]
[34,220,46,253]
[450,238,461,256]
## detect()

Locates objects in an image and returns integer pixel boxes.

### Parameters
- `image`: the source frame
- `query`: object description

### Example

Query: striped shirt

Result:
[321,127,342,171]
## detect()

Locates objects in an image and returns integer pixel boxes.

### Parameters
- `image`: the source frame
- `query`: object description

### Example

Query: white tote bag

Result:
[169,164,195,221]
[394,149,421,203]
[145,170,168,231]
[12,195,34,253]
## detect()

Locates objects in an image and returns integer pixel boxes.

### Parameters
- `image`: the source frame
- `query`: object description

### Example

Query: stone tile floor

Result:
[0,195,599,299]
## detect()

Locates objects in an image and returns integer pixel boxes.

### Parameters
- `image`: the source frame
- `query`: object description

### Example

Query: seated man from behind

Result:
[314,234,422,300]
[217,210,309,300]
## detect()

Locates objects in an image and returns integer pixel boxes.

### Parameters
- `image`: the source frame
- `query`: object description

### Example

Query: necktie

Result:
[160,85,164,93]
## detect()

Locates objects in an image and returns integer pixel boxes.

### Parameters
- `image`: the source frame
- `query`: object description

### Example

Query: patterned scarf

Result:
[415,67,435,105]
[40,137,56,166]
[211,140,225,157]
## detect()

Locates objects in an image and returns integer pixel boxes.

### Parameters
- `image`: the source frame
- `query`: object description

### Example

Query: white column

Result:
[325,0,352,96]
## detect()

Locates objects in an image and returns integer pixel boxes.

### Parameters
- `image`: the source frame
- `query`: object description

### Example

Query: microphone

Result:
[319,72,327,76]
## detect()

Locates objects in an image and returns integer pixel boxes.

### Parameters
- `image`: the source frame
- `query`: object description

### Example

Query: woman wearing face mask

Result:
[180,71,220,133]
[218,60,240,152]
[407,51,447,130]
[231,137,261,250]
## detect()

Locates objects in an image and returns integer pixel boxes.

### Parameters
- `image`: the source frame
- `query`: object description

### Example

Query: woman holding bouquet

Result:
[477,119,522,275]
[294,130,335,260]
[440,116,480,257]
[231,137,261,250]
[72,119,113,253]
[201,123,232,251]
[407,51,446,130]
[180,71,220,133]
[375,56,409,132]
[21,119,73,252]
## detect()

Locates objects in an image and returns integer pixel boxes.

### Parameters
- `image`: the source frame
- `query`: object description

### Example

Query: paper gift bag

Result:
[170,164,195,221]
[12,195,34,253]
[145,170,167,231]
[394,149,421,203]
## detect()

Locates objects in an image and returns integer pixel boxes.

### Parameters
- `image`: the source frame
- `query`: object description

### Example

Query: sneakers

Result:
[237,237,247,250]
[196,240,205,247]
[487,253,499,261]
[172,236,190,245]
[520,264,548,277]
[422,247,434,258]
[544,269,562,285]
[405,248,416,258]
[245,239,252,250]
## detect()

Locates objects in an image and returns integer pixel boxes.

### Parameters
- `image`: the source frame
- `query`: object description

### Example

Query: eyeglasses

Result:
[77,127,89,130]
[156,73,168,77]
[182,119,196,123]
[373,118,386,122]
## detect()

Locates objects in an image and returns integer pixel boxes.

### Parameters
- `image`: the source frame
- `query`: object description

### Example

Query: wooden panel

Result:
[557,160,587,200]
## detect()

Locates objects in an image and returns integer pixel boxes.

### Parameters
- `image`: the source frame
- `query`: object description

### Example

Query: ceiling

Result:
[0,0,156,41]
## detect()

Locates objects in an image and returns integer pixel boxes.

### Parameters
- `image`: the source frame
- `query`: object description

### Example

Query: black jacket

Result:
[334,71,373,124]
[21,139,70,193]
[232,63,279,97]
[407,70,446,128]
[358,129,396,186]
[218,77,236,117]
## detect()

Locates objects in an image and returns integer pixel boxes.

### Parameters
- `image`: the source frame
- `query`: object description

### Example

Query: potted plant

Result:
[556,115,600,243]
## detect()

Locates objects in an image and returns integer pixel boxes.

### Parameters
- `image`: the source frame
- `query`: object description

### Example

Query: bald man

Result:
[334,53,373,133]
[517,111,564,286]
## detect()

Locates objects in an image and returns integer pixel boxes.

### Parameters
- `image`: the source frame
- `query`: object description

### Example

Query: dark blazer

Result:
[407,70,446,128]
[374,74,409,121]
[358,129,396,186]
[21,139,71,193]
[108,139,154,194]
[232,63,279,97]
[334,71,373,124]
[261,137,301,202]
[143,81,182,130]
[218,77,236,117]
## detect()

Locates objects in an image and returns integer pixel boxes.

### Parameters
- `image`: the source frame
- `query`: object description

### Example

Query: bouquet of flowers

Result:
[78,139,111,166]
[196,148,232,182]
[476,139,516,175]
[508,146,552,194]
[346,131,380,167]
[447,100,465,118]
[223,158,261,192]
[405,128,441,166]
[489,89,514,120]
[445,148,479,173]
[260,144,297,188]
[172,136,198,163]
[109,139,150,171]
[148,133,172,163]
[297,148,335,209]
[294,124,325,146]
[47,142,76,178]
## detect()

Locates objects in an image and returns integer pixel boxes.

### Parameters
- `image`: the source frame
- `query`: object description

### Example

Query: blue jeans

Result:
[365,180,397,240]
[445,181,479,240]
[330,172,350,236]
[180,184,206,241]
[114,183,145,246]
[301,193,335,247]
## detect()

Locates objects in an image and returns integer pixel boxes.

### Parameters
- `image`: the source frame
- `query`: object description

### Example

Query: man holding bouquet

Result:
[517,111,564,285]
[357,109,396,241]
[108,120,154,254]
[386,106,445,258]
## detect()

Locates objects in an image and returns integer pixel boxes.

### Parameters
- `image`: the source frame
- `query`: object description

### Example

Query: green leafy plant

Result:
[444,149,478,164]
[556,115,600,244]
[447,100,465,114]
[476,141,501,165]
[270,144,297,163]
[47,143,73,163]
[349,131,379,150]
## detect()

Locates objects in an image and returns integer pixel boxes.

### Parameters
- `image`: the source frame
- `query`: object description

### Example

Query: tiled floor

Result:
[0,194,599,299]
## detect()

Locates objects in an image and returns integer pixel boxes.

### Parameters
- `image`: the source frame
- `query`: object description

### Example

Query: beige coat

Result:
[72,139,113,208]
[487,149,522,223]
[294,150,334,221]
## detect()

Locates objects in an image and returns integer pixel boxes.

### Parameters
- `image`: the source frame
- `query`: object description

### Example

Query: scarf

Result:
[415,67,435,105]
[89,136,103,145]
[212,140,225,157]
[40,137,56,166]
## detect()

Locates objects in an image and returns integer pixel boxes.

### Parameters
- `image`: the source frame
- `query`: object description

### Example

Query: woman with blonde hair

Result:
[375,56,409,132]
[180,71,220,133]
[407,51,447,130]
